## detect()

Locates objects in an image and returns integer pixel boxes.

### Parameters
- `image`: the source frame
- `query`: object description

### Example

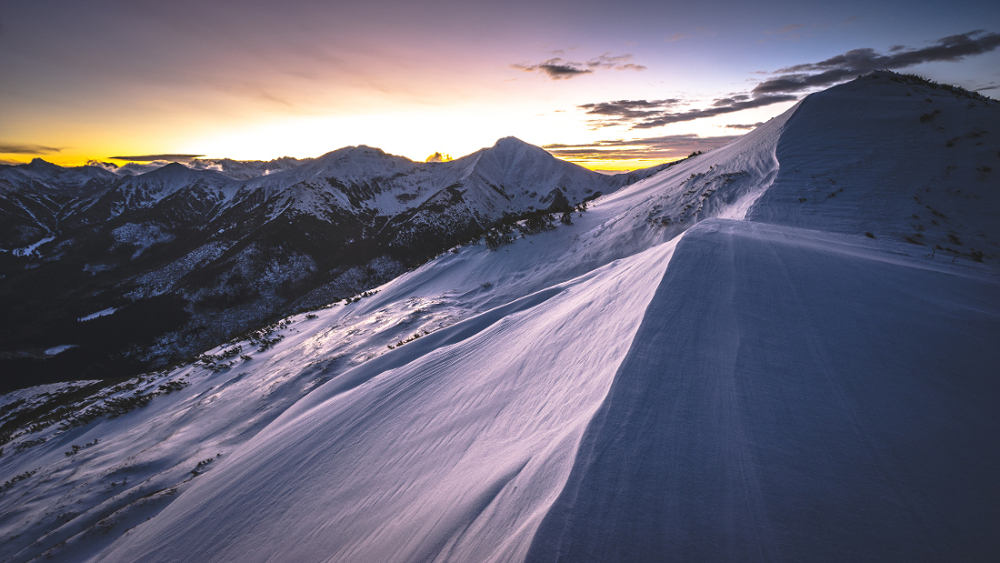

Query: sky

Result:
[2,0,999,170]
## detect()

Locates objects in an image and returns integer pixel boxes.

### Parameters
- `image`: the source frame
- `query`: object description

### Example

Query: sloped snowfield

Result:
[2,73,999,562]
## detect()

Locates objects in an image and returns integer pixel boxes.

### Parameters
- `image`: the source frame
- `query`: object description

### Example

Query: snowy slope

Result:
[78,163,239,221]
[526,220,1000,562]
[0,160,117,197]
[1,137,637,385]
[97,241,679,563]
[1,72,999,562]
[195,156,312,180]
[748,73,1000,251]
[0,160,117,248]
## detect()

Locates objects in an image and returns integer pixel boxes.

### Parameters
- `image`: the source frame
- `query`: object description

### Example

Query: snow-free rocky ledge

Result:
[1,72,999,562]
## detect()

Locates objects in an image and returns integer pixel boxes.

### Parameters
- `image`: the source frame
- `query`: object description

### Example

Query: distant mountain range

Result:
[0,138,671,389]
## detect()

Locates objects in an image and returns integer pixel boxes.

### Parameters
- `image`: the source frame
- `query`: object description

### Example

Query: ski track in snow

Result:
[2,73,1000,562]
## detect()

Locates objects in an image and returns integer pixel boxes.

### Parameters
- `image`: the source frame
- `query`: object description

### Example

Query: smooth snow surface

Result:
[2,73,999,562]
[526,220,1000,562]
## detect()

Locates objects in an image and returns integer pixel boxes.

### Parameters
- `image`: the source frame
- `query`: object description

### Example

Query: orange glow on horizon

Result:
[1,150,690,172]
[565,156,686,172]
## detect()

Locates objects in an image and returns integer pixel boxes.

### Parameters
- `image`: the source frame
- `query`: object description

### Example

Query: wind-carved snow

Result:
[525,219,1000,562]
[2,72,999,562]
[97,234,681,563]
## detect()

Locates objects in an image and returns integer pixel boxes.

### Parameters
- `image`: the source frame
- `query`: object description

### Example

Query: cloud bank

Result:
[580,95,796,129]
[754,30,1000,95]
[513,53,645,80]
[544,134,742,161]
[110,154,204,162]
[578,30,1000,130]
[0,143,62,155]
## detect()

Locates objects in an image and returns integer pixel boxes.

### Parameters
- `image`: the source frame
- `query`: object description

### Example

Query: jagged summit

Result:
[26,157,59,169]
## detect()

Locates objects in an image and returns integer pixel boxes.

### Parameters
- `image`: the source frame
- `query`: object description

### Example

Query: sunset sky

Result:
[2,0,998,170]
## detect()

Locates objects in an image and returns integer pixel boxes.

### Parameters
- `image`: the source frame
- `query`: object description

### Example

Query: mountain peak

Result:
[26,158,61,172]
[492,136,531,148]
[134,162,233,189]
[142,161,191,177]
[480,136,549,161]
[322,145,388,158]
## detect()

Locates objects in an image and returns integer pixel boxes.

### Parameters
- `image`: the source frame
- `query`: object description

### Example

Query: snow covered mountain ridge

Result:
[1,137,674,389]
[1,71,999,562]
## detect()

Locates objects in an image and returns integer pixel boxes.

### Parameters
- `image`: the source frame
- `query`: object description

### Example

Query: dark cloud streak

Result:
[516,60,592,79]
[513,53,645,80]
[580,95,795,129]
[0,143,62,154]
[632,95,796,128]
[110,154,204,162]
[577,98,683,125]
[755,30,1000,95]
[544,134,742,161]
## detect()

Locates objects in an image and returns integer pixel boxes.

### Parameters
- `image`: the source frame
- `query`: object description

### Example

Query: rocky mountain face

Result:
[0,138,661,390]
